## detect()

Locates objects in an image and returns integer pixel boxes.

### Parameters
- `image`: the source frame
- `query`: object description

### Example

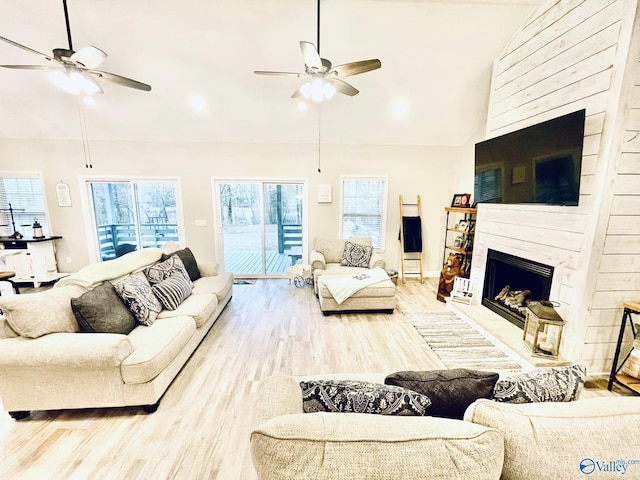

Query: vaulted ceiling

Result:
[0,0,544,147]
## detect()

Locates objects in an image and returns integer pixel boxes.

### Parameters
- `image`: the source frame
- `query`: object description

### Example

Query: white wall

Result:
[0,138,471,275]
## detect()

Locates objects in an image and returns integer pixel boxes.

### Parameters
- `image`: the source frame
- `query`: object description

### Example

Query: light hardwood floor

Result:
[0,278,628,479]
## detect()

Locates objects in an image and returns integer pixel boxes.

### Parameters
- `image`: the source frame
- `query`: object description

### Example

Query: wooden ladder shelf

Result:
[399,195,424,284]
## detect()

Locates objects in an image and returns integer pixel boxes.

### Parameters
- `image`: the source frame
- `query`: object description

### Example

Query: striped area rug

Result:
[405,311,522,371]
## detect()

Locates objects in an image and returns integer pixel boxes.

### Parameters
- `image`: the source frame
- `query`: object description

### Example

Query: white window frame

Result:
[0,172,51,238]
[339,175,388,250]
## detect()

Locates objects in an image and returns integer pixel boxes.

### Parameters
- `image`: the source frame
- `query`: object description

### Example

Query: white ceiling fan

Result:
[0,0,151,98]
[254,0,381,102]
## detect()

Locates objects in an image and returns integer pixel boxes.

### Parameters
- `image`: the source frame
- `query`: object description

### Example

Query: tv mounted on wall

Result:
[474,109,586,206]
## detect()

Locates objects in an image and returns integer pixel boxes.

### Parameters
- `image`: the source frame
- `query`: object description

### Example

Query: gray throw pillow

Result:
[340,241,373,268]
[491,364,587,403]
[152,272,192,310]
[161,248,201,281]
[71,281,137,334]
[385,369,499,419]
[113,271,163,326]
[300,379,431,416]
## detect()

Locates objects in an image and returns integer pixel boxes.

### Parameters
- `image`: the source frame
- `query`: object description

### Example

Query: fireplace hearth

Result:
[482,249,554,329]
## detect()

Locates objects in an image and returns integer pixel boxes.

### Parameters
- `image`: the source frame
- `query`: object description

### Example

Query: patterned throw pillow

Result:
[385,369,499,419]
[491,364,587,403]
[144,255,192,286]
[340,241,373,268]
[113,271,163,326]
[152,272,193,310]
[300,380,431,416]
[161,247,201,281]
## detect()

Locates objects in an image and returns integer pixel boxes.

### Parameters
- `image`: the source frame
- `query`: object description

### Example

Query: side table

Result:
[608,302,640,395]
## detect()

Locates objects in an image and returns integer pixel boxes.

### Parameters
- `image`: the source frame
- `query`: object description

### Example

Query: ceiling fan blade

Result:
[326,77,359,96]
[87,70,151,91]
[0,65,54,70]
[71,46,107,69]
[300,41,322,70]
[254,70,306,78]
[0,35,53,61]
[291,88,304,99]
[329,59,381,78]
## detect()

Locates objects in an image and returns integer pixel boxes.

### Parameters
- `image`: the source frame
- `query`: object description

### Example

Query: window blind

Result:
[341,177,387,249]
[0,176,49,237]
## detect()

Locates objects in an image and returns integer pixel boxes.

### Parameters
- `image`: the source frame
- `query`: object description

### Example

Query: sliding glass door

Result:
[87,179,182,261]
[216,180,305,277]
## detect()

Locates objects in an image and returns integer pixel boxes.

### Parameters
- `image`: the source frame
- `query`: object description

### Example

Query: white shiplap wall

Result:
[471,0,639,373]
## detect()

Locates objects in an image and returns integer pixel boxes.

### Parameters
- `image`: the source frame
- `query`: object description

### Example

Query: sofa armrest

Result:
[0,333,133,368]
[252,375,303,431]
[197,261,220,276]
[310,250,326,272]
[370,251,386,269]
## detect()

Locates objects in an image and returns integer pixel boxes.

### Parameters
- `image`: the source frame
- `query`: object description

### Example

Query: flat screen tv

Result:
[474,109,585,206]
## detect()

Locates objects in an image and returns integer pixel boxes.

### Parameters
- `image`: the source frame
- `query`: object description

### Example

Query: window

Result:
[340,176,388,249]
[86,179,183,261]
[474,165,503,203]
[0,174,49,238]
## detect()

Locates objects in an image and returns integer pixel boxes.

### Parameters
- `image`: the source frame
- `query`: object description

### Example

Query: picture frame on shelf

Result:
[453,235,464,248]
[451,194,465,207]
[459,193,471,208]
[457,220,468,232]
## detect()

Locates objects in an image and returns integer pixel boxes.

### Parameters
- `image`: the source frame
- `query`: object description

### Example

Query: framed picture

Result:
[457,220,468,232]
[459,193,471,208]
[453,235,464,248]
[451,194,465,207]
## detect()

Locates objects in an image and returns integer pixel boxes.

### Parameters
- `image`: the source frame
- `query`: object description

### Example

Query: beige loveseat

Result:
[251,374,640,480]
[310,237,386,294]
[0,245,233,419]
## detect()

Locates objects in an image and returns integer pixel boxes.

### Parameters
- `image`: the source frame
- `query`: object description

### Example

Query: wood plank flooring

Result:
[0,279,628,480]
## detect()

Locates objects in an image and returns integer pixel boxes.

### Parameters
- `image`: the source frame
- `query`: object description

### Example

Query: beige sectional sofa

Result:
[0,245,233,419]
[251,374,640,480]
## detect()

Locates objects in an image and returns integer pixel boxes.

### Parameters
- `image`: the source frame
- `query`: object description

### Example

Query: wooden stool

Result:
[0,271,20,294]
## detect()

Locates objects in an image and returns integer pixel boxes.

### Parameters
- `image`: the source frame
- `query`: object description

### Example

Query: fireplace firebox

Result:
[482,249,553,329]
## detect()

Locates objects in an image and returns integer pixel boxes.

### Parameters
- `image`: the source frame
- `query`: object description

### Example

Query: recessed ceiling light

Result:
[188,94,208,113]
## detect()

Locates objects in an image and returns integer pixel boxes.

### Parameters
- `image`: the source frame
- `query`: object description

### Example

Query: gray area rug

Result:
[405,311,522,371]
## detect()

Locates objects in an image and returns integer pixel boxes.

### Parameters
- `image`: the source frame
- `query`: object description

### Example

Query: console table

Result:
[608,302,640,395]
[0,236,67,288]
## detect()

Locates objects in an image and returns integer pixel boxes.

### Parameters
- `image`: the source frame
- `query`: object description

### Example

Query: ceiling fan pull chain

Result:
[77,103,93,168]
[316,0,321,55]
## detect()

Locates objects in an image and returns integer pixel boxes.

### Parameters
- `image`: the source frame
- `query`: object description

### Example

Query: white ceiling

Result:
[0,0,545,147]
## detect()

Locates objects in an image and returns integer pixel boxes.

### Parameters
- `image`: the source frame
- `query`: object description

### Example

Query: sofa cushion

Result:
[300,379,431,416]
[121,316,196,384]
[191,271,234,303]
[252,414,503,480]
[151,272,192,310]
[313,237,370,264]
[113,271,163,326]
[157,293,218,328]
[71,281,137,334]
[144,255,191,286]
[340,240,373,268]
[161,248,201,281]
[491,364,586,403]
[0,285,85,338]
[464,397,640,480]
[385,369,499,419]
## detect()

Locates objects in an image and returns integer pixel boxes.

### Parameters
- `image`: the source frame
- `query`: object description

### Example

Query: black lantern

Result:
[32,219,44,239]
